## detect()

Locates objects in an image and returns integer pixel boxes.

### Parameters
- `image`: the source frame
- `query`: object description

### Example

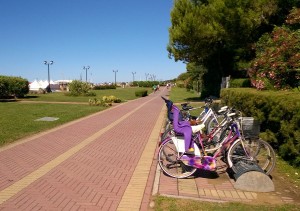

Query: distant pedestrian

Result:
[153,85,157,92]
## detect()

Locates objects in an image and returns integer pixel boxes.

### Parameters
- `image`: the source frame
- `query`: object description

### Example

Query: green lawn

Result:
[23,87,152,102]
[0,103,106,146]
[0,87,152,146]
[152,196,299,211]
[168,87,201,103]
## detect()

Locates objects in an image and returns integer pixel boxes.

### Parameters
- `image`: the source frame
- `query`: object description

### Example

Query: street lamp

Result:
[83,66,90,82]
[152,74,156,81]
[132,72,136,82]
[113,70,118,85]
[44,60,54,93]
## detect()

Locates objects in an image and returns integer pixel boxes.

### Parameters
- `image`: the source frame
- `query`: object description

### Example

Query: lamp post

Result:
[132,72,136,82]
[152,74,156,81]
[44,61,54,93]
[113,70,118,85]
[83,66,90,82]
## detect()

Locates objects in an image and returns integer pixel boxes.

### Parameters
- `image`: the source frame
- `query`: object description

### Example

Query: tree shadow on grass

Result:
[22,95,39,99]
[184,95,220,102]
[184,97,202,102]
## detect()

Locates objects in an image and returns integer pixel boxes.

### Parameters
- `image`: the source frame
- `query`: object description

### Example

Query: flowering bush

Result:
[102,95,121,103]
[249,8,300,90]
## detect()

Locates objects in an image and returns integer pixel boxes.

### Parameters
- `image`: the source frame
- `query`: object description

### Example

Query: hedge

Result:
[221,88,300,166]
[135,90,148,97]
[132,81,160,88]
[229,78,251,88]
[0,75,29,98]
[93,85,116,90]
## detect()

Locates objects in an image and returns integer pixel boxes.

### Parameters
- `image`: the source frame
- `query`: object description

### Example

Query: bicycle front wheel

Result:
[158,138,197,178]
[160,127,175,143]
[245,138,276,175]
[227,138,276,175]
[206,116,221,134]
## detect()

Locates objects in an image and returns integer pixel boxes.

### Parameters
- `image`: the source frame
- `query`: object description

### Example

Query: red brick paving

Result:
[0,90,165,211]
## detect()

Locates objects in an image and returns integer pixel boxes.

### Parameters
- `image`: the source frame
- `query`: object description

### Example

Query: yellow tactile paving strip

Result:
[0,97,156,206]
[117,101,165,210]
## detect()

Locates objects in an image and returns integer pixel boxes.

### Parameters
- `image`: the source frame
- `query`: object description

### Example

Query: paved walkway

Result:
[0,87,297,211]
[0,89,166,211]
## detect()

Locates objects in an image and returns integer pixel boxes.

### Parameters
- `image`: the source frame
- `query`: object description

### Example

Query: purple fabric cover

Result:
[172,105,192,151]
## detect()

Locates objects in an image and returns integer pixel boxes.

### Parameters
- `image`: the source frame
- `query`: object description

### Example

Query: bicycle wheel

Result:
[160,127,176,145]
[206,117,219,134]
[227,138,276,175]
[244,139,276,175]
[226,138,253,168]
[158,138,197,178]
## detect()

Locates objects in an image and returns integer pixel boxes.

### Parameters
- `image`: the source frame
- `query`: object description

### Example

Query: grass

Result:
[152,196,300,211]
[169,87,201,103]
[0,102,106,146]
[0,87,152,146]
[23,87,152,102]
[168,87,223,117]
[276,156,300,189]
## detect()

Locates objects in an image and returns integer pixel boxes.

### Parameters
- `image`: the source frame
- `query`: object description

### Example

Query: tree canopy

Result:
[168,0,299,97]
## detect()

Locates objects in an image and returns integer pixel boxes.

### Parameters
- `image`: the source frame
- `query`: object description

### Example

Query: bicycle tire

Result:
[245,138,276,175]
[226,138,276,175]
[158,138,197,178]
[160,127,175,143]
[206,116,219,134]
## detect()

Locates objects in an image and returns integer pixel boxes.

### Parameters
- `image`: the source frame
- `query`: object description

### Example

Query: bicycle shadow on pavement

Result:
[192,169,219,179]
[192,162,229,179]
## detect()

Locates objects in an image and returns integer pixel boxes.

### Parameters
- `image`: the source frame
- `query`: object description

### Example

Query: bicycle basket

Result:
[238,117,260,137]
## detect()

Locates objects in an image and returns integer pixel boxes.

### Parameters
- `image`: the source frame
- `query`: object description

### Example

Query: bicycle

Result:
[158,104,276,178]
[158,104,250,178]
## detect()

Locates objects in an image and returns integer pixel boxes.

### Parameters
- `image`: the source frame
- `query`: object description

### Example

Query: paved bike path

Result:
[0,89,167,211]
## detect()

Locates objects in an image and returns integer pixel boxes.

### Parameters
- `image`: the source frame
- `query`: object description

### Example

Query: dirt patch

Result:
[271,168,300,203]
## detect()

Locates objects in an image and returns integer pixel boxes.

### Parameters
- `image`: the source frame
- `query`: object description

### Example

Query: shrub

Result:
[135,90,148,97]
[93,85,116,90]
[88,98,111,107]
[0,75,29,98]
[132,81,160,88]
[221,88,300,166]
[102,95,121,103]
[67,80,95,96]
[229,78,251,88]
[249,10,300,90]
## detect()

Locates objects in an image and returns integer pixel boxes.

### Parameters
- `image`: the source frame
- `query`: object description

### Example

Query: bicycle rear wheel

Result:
[227,138,276,175]
[158,138,197,178]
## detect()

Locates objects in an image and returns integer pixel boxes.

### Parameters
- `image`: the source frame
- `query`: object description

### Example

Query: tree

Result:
[168,0,279,97]
[176,72,191,88]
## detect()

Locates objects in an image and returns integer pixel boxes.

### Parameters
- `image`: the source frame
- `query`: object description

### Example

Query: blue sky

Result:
[0,0,186,83]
